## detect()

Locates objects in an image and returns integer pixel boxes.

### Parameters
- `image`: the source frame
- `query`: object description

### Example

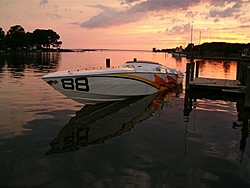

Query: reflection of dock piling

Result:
[185,60,250,108]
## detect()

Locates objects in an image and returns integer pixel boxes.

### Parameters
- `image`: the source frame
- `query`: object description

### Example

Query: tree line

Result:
[186,42,250,57]
[154,42,250,58]
[0,25,62,51]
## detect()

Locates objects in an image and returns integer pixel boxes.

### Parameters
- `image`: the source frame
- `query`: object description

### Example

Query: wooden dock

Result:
[184,60,250,153]
[190,78,245,92]
[185,60,250,109]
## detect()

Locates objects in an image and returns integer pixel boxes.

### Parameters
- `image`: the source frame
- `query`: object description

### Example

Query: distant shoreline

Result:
[188,55,250,61]
[0,48,151,53]
[1,48,249,61]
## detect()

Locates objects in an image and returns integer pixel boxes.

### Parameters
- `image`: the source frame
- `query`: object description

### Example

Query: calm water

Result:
[0,51,249,188]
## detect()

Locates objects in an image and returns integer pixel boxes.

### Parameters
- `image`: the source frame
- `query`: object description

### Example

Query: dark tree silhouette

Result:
[0,25,62,50]
[6,25,26,49]
[33,29,62,49]
[0,28,5,50]
[0,28,4,40]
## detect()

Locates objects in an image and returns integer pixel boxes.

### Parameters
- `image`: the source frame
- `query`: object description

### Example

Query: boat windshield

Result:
[156,67,166,73]
[121,64,135,69]
[119,62,180,74]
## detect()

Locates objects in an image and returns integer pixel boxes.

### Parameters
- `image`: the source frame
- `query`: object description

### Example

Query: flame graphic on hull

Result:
[108,73,178,91]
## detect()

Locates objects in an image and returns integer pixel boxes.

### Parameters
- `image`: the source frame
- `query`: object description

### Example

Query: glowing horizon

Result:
[1,0,249,50]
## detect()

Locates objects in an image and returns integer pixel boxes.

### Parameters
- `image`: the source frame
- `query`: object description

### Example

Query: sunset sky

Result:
[0,0,250,50]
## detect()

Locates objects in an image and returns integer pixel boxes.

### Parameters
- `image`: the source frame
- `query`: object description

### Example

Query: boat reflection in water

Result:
[46,86,182,155]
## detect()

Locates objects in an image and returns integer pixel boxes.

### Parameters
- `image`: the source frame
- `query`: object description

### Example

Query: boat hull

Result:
[42,72,182,104]
[171,52,187,57]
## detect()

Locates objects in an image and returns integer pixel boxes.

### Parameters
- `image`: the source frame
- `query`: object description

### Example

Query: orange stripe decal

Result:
[106,73,177,91]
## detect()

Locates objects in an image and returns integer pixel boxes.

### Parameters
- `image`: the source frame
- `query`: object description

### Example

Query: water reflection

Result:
[0,52,61,77]
[46,86,182,155]
[0,56,5,69]
[235,100,250,161]
[197,60,237,79]
[184,90,250,161]
[172,56,183,63]
[223,61,231,74]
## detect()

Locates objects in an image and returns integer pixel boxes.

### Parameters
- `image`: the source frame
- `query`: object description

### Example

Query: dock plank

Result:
[190,78,242,88]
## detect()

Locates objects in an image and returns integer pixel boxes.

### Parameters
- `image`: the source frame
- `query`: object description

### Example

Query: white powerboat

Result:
[42,59,183,104]
[171,47,187,58]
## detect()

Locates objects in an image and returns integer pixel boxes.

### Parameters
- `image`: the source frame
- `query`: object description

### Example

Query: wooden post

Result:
[185,63,191,90]
[236,60,241,81]
[190,61,195,81]
[244,65,250,109]
[106,58,110,68]
[241,61,247,85]
[195,61,200,78]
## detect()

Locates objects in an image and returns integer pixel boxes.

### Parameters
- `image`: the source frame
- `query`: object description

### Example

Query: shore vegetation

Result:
[153,42,250,60]
[0,25,62,51]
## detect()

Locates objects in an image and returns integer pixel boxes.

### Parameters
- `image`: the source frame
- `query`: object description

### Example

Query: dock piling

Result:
[244,65,250,109]
[195,61,200,78]
[236,61,241,81]
[106,58,110,68]
[185,63,191,90]
[190,62,195,81]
